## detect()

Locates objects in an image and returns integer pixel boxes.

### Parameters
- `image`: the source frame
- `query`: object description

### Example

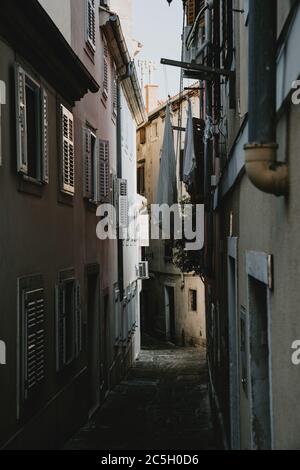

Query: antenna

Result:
[137,60,157,87]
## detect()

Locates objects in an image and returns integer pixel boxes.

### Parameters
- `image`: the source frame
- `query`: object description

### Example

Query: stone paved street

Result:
[65,339,218,450]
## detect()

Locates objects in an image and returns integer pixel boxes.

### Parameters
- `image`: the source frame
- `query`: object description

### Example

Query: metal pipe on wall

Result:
[244,0,288,197]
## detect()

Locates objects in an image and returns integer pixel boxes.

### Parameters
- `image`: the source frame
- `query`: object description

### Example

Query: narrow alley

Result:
[65,338,216,450]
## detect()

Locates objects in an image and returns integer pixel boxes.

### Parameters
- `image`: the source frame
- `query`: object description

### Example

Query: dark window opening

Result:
[140,127,146,144]
[25,77,40,180]
[189,289,197,311]
[65,280,75,364]
[137,165,145,195]
[91,133,96,199]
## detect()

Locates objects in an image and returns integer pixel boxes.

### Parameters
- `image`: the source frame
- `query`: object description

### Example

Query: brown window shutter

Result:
[187,0,196,26]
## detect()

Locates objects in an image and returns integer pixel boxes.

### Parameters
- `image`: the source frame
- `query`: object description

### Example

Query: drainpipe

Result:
[244,0,288,197]
[117,81,124,300]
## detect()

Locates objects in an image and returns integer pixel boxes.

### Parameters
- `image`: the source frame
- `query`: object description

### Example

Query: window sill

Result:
[58,189,74,207]
[84,199,98,213]
[18,175,44,197]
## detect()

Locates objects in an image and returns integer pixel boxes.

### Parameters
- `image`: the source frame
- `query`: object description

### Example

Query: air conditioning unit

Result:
[136,261,149,280]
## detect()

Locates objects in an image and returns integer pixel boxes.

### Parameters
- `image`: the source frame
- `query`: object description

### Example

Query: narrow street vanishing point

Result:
[65,338,217,450]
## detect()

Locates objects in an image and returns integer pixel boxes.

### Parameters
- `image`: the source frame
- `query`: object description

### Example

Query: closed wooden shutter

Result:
[187,0,196,26]
[103,43,109,97]
[75,281,82,357]
[87,0,96,50]
[112,77,117,116]
[98,139,110,200]
[41,89,49,183]
[21,287,45,401]
[55,284,66,372]
[61,105,75,194]
[15,65,28,174]
[83,127,92,199]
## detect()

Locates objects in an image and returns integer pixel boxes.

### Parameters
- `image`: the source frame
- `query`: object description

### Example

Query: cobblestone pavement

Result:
[65,339,218,450]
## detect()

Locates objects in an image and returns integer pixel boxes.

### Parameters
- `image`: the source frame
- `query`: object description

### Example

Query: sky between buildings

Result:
[132,0,184,102]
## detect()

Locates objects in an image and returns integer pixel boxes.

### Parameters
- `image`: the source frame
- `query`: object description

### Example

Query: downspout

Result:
[244,0,288,197]
[116,81,124,300]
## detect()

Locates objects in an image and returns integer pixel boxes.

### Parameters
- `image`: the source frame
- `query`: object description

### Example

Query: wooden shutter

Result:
[103,43,109,97]
[87,0,96,50]
[55,283,66,372]
[21,287,45,401]
[61,105,75,194]
[112,77,117,116]
[98,139,109,200]
[41,89,49,183]
[187,0,196,26]
[15,65,28,174]
[83,127,92,199]
[118,179,128,228]
[75,281,82,357]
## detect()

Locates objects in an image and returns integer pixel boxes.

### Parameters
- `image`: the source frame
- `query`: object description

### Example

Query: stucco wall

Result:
[38,0,71,44]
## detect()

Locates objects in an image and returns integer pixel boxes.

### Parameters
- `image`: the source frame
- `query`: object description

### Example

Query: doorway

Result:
[87,269,100,418]
[165,286,175,343]
[227,237,240,449]
[101,294,110,396]
[246,251,273,450]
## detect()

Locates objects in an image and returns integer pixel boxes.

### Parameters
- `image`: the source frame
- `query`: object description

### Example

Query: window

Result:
[15,65,48,183]
[83,127,96,201]
[55,270,82,372]
[151,122,158,140]
[103,41,109,98]
[137,164,145,195]
[189,289,197,311]
[18,275,45,407]
[99,139,110,200]
[83,129,110,202]
[86,0,96,51]
[0,80,6,166]
[140,127,146,145]
[61,104,75,194]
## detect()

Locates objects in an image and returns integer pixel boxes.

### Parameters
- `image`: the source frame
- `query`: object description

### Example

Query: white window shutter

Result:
[41,89,49,183]
[55,284,66,372]
[75,281,82,357]
[86,0,96,50]
[83,127,92,199]
[21,288,45,401]
[15,65,28,174]
[98,139,109,201]
[61,105,75,194]
[118,179,128,229]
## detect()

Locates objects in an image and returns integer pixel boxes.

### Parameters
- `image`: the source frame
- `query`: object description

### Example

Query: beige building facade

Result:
[137,88,206,346]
